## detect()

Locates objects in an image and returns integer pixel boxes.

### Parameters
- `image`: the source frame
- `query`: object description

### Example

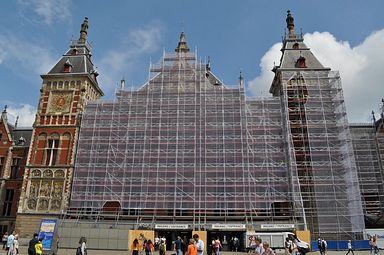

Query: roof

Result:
[12,127,33,147]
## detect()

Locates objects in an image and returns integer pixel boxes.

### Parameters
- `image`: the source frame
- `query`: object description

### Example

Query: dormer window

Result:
[71,47,78,55]
[63,59,73,73]
[90,69,99,81]
[295,56,307,68]
[293,43,299,49]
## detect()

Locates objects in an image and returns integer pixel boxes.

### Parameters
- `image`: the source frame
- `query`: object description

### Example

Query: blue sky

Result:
[1,0,384,126]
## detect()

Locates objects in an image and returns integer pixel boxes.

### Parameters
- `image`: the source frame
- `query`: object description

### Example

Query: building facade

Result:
[0,108,32,234]
[15,18,103,236]
[13,12,384,245]
[67,12,364,240]
[350,113,384,228]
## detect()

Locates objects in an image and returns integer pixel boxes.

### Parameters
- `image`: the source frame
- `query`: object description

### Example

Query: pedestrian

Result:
[79,237,87,255]
[317,238,323,255]
[213,237,221,255]
[6,231,15,255]
[369,236,374,255]
[193,234,204,255]
[174,236,183,255]
[13,234,19,255]
[261,241,275,255]
[372,235,378,255]
[187,239,197,255]
[285,237,292,255]
[35,238,43,255]
[144,239,154,255]
[321,238,327,255]
[346,240,354,255]
[254,238,264,255]
[159,240,166,255]
[28,233,39,255]
[233,236,239,252]
[2,232,8,250]
[131,238,140,255]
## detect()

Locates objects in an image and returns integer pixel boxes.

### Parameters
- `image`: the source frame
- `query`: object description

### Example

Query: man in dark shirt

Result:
[174,236,183,255]
[28,233,39,255]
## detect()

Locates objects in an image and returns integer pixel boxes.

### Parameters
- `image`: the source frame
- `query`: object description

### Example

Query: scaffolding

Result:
[350,122,384,227]
[277,70,365,239]
[68,47,365,239]
[69,49,304,229]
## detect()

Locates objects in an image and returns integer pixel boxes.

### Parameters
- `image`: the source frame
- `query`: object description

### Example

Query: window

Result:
[10,158,21,179]
[46,139,59,166]
[2,189,14,216]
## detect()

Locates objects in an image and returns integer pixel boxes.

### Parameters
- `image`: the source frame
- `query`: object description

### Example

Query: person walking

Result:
[131,238,140,255]
[6,231,15,255]
[159,240,166,255]
[13,234,19,255]
[317,238,324,255]
[213,237,221,255]
[35,238,43,255]
[321,238,327,255]
[174,236,183,255]
[79,237,87,255]
[261,242,275,255]
[369,236,374,255]
[28,233,39,255]
[345,240,354,255]
[187,239,197,255]
[144,239,154,255]
[254,238,264,255]
[193,234,204,255]
[2,232,8,250]
[372,235,379,255]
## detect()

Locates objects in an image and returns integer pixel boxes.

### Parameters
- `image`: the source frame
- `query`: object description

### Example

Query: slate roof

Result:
[12,127,33,147]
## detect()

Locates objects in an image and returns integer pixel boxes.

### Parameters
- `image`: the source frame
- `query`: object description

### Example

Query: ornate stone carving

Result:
[27,198,37,210]
[55,170,65,178]
[40,182,52,197]
[44,170,53,178]
[32,169,41,177]
[48,91,72,113]
[38,199,49,210]
[50,199,62,210]
[52,182,63,198]
[29,181,40,197]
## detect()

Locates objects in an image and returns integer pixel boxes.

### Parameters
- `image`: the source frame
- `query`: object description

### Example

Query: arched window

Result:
[45,133,60,166]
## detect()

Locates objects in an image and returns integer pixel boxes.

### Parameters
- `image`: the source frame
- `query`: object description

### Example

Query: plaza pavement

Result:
[9,246,373,255]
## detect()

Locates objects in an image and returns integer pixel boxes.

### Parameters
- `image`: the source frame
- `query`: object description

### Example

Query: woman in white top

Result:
[13,235,19,255]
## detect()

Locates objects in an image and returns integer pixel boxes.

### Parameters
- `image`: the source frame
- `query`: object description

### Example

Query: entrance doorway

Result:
[208,231,245,252]
[155,230,192,252]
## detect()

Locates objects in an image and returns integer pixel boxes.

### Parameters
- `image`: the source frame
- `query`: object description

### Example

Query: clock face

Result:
[49,92,72,113]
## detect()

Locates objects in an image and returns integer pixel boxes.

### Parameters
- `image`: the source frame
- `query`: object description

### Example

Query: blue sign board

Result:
[38,219,57,251]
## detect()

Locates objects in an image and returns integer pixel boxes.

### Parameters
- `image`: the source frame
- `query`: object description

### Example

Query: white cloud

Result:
[98,22,165,94]
[0,33,56,76]
[248,29,384,123]
[17,0,71,25]
[5,103,37,127]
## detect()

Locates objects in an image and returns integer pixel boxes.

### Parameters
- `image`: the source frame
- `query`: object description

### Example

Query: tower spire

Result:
[239,69,244,88]
[79,17,89,44]
[175,32,190,53]
[286,10,296,38]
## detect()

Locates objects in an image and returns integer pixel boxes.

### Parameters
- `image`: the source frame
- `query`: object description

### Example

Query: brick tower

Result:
[16,17,103,236]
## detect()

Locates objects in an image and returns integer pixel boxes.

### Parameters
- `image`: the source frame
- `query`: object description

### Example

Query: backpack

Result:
[159,243,165,252]
[76,247,82,255]
[145,244,151,253]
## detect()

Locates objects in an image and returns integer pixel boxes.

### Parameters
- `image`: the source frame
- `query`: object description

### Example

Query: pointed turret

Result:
[1,105,8,124]
[239,70,244,88]
[79,17,89,44]
[286,10,296,38]
[175,32,190,53]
